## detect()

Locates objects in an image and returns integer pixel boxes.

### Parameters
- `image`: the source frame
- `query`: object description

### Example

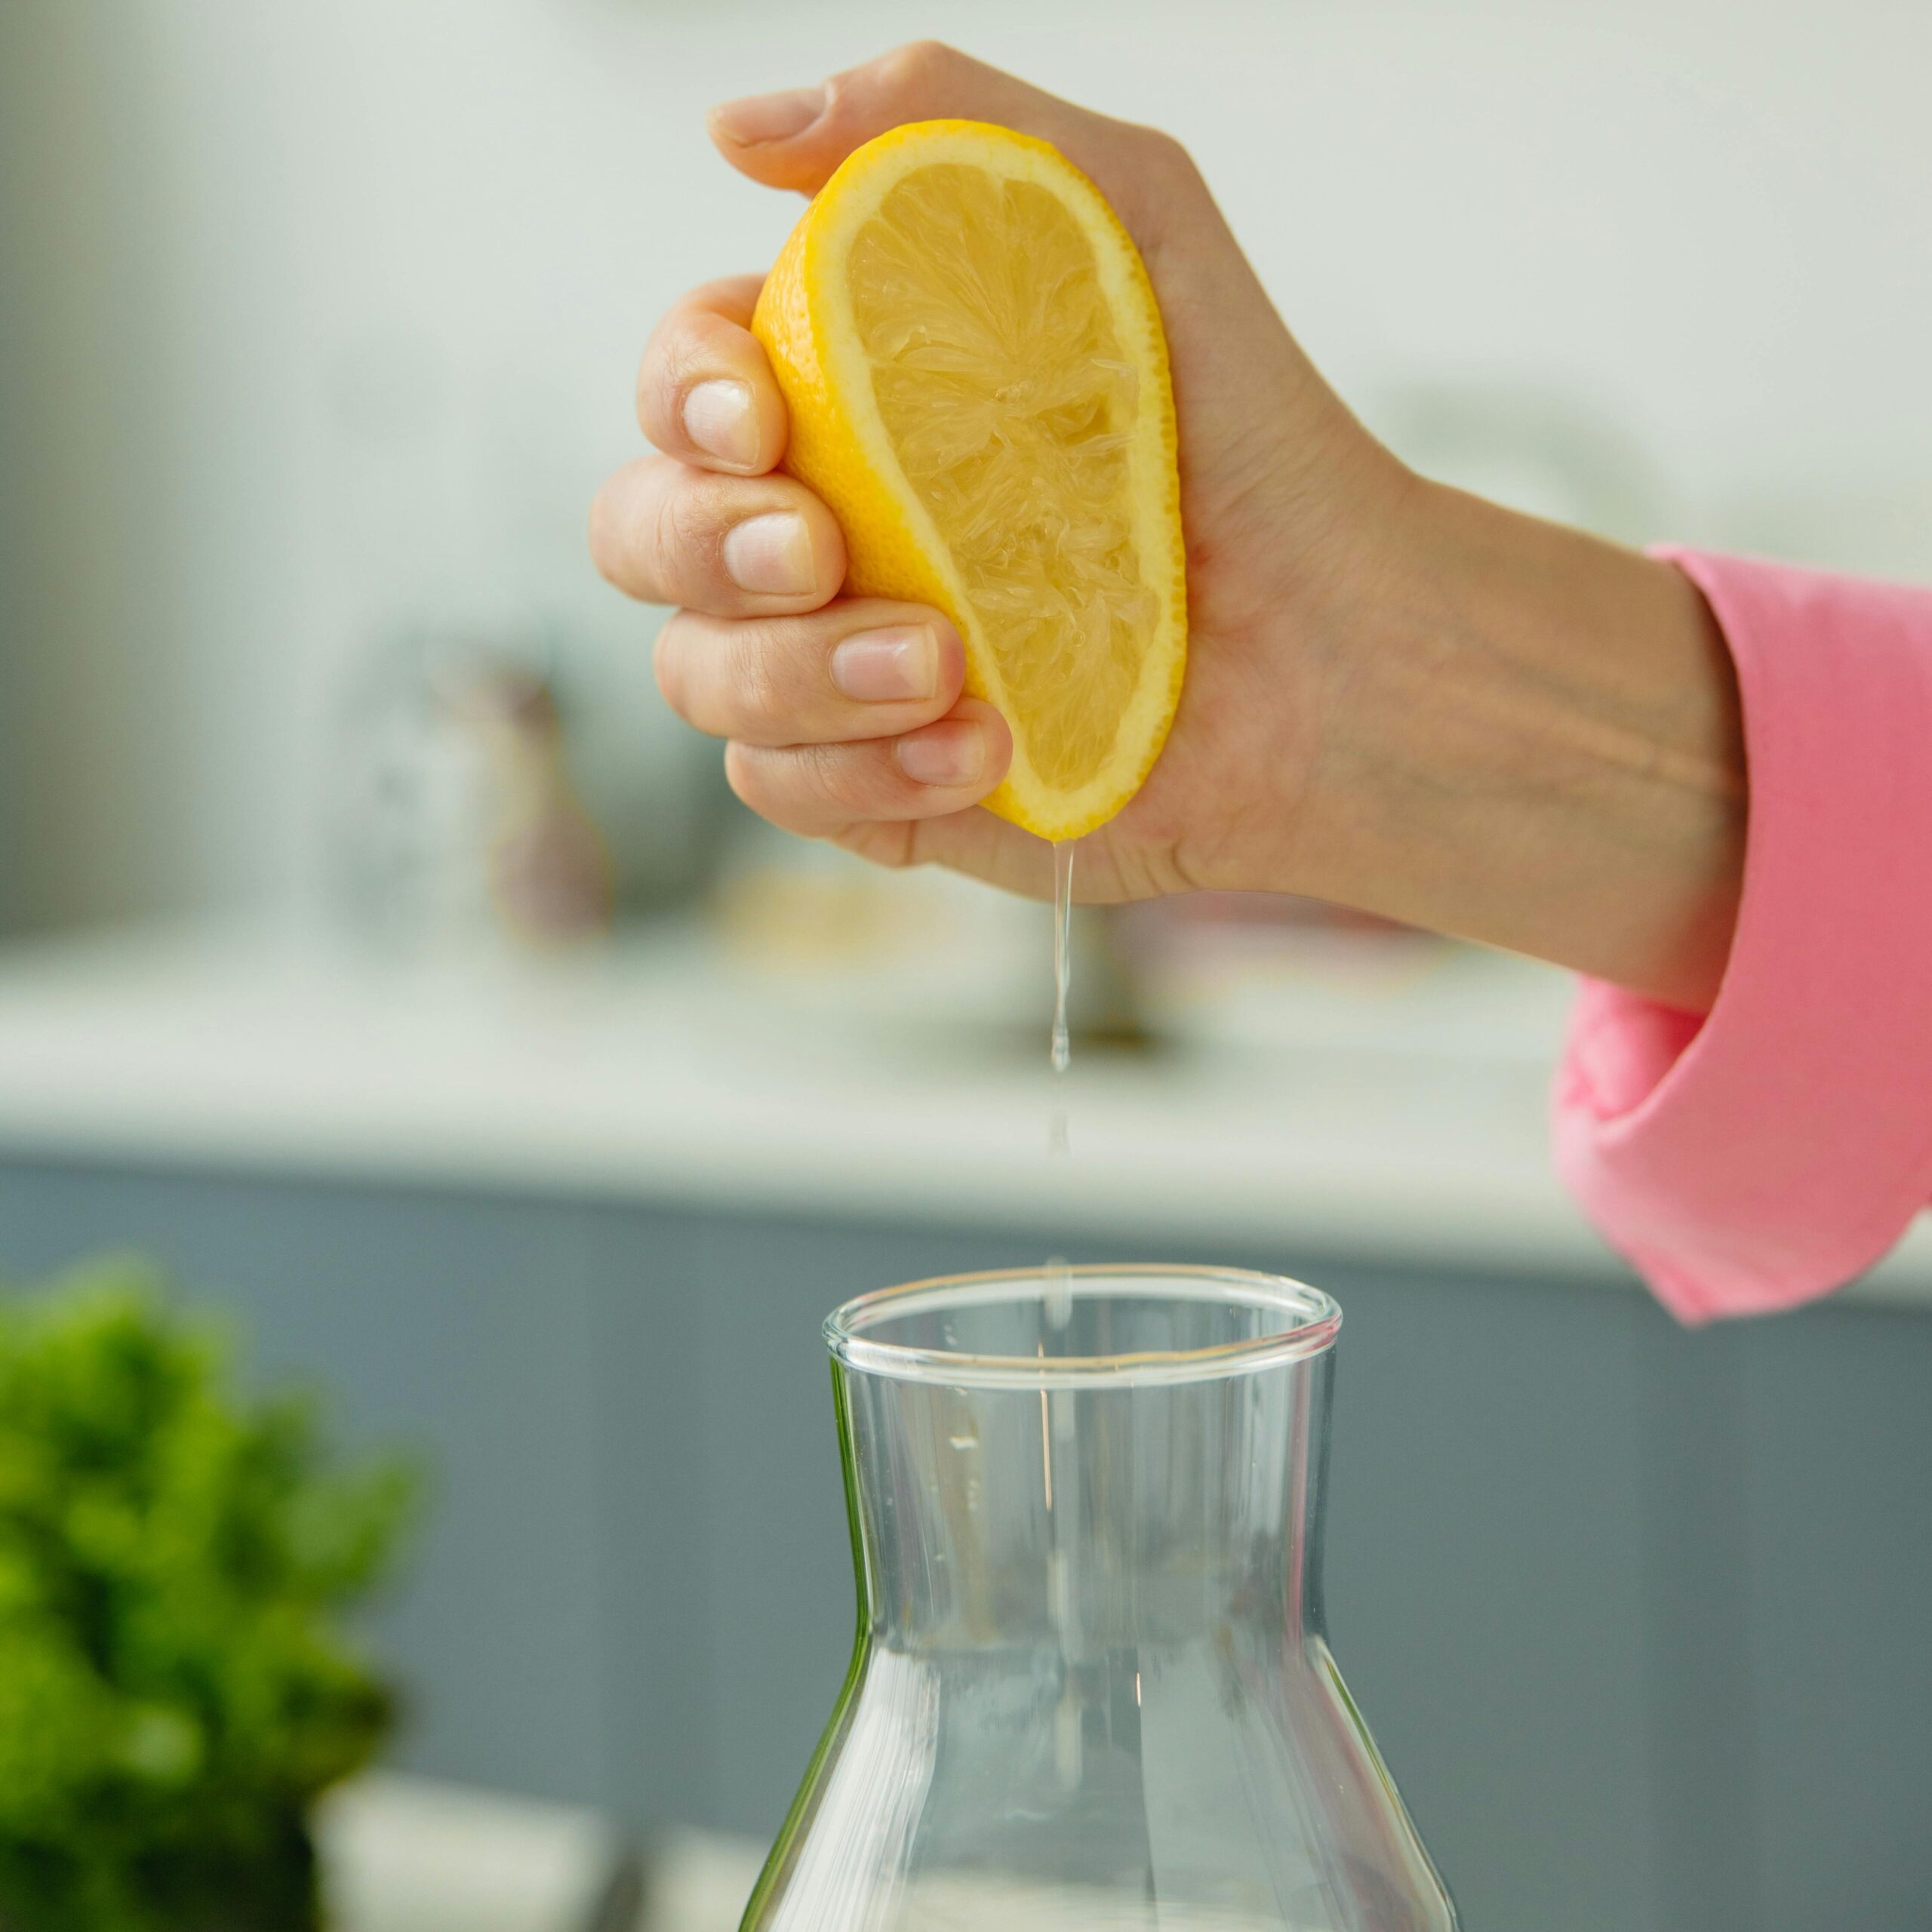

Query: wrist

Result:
[1272,477,1746,1009]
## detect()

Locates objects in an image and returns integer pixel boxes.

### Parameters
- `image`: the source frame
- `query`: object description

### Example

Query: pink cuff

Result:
[1553,548,1932,1322]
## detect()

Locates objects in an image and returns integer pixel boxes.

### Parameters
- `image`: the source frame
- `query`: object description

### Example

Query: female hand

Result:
[592,42,1746,1011]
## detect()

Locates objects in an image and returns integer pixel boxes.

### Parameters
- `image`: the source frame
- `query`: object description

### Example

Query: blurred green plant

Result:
[0,1260,420,1932]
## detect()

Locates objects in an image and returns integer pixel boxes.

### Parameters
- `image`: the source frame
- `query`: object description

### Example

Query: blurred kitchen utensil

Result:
[326,613,622,952]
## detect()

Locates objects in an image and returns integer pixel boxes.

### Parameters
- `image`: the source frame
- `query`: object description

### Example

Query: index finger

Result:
[703,43,1195,240]
[637,274,789,475]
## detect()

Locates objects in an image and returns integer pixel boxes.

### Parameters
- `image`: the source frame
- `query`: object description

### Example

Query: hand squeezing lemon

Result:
[595,45,1749,1013]
[752,120,1186,842]
[594,43,1414,917]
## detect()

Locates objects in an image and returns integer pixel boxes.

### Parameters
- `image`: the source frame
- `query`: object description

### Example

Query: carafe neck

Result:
[835,1352,1332,1656]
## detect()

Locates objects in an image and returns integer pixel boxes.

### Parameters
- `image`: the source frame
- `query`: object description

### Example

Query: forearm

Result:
[1283,478,1747,1011]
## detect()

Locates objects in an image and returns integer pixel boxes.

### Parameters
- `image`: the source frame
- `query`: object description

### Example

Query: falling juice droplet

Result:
[1041,841,1078,1759]
[1044,1254,1073,1332]
[1054,1693,1084,1789]
[1050,839,1075,1075]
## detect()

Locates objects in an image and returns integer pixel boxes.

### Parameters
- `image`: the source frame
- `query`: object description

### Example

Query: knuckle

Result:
[652,473,721,586]
[877,38,958,97]
[726,624,789,727]
[636,306,703,438]
[648,488,685,587]
[799,740,883,816]
[726,736,897,832]
[1131,123,1198,186]
[798,740,851,802]
[636,346,684,446]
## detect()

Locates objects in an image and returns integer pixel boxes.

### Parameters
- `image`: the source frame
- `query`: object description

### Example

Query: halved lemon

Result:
[753,120,1186,842]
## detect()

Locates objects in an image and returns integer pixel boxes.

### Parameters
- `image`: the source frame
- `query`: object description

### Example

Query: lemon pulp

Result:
[847,165,1155,795]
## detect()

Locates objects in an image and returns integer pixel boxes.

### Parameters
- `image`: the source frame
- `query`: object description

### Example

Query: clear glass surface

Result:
[741,1266,1458,1932]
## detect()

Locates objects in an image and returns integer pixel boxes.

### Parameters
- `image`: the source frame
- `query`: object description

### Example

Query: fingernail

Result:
[709,85,825,146]
[724,512,815,596]
[831,626,942,703]
[683,380,758,466]
[897,721,986,788]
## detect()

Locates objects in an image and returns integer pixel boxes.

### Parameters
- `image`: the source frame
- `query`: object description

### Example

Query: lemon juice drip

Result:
[1045,838,1076,1303]
[1050,840,1075,1075]
[1042,841,1078,1782]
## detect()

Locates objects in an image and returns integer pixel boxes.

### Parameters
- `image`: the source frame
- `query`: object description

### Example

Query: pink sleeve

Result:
[1552,547,1932,1323]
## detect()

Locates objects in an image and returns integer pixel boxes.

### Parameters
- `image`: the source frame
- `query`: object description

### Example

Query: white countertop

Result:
[2,920,1926,1308]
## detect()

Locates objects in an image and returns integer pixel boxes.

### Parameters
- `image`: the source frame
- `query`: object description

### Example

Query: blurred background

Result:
[2,3,1931,1930]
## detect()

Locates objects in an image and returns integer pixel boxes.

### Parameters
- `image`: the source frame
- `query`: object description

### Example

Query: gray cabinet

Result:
[3,1157,1929,1932]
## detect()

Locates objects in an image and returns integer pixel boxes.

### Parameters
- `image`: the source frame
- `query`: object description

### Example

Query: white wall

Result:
[5,0,1930,928]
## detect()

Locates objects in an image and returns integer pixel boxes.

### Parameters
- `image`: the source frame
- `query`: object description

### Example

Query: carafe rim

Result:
[825,1263,1341,1391]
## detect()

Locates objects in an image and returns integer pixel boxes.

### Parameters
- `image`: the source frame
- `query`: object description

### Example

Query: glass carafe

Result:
[741,1266,1458,1932]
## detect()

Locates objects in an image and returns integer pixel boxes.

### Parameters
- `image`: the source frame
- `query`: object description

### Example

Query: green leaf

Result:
[0,1260,424,1932]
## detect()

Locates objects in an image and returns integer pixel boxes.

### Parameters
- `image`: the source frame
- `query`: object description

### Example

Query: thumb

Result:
[706,40,1208,252]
